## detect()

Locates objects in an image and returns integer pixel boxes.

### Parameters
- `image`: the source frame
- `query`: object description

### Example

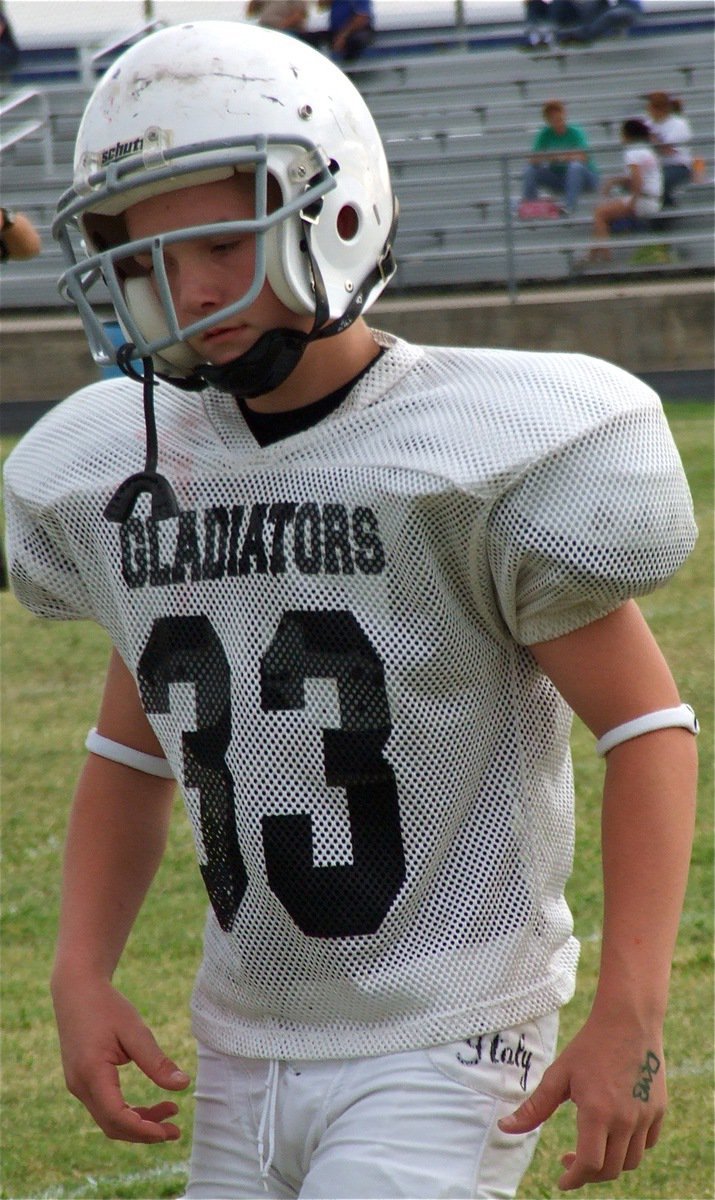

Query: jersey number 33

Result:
[137,608,407,938]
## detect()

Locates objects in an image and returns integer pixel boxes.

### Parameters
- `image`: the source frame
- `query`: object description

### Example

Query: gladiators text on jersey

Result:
[118,500,386,589]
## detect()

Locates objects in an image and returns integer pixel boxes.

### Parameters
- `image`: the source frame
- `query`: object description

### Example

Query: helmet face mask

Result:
[53,21,397,381]
[56,139,335,375]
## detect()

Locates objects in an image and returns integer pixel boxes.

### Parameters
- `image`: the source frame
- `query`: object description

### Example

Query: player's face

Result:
[124,175,312,364]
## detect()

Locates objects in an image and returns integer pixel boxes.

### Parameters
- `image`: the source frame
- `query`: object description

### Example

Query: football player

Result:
[4,21,699,1199]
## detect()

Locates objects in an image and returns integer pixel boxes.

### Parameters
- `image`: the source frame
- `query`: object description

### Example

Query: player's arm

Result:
[499,599,697,1190]
[51,648,191,1143]
[0,209,42,260]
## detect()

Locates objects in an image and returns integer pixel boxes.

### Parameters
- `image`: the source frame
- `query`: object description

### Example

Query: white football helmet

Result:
[53,20,397,386]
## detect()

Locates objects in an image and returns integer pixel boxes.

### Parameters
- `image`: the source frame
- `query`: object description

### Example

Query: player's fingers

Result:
[91,1094,182,1144]
[498,1063,569,1134]
[560,1114,654,1190]
[77,1060,181,1143]
[121,1022,191,1092]
[103,1103,182,1143]
[600,1130,636,1181]
[606,1097,665,1174]
[622,1126,651,1172]
[557,1115,608,1190]
[129,1102,182,1139]
[560,1100,663,1188]
[645,1113,664,1149]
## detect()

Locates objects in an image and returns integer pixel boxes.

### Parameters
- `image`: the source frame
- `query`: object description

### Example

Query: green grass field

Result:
[1,403,712,1200]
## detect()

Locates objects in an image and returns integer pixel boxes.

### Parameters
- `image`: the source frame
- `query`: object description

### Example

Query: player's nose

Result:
[171,248,226,317]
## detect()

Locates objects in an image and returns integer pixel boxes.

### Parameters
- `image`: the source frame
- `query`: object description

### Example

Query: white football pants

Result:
[183,1011,559,1199]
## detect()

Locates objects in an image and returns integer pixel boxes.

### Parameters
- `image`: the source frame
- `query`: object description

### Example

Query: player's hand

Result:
[52,974,191,1142]
[497,1013,666,1190]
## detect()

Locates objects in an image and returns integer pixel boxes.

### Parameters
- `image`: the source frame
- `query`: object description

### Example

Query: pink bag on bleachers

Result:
[518,200,562,219]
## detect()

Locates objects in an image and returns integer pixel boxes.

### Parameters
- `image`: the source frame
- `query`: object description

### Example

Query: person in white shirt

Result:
[644,91,694,207]
[586,117,662,262]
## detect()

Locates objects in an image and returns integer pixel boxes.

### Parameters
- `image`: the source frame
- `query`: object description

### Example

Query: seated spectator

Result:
[523,0,642,48]
[523,0,558,47]
[318,0,374,63]
[521,100,599,214]
[246,1,310,39]
[643,91,694,207]
[0,0,19,81]
[584,118,662,263]
[558,0,644,44]
[0,207,41,261]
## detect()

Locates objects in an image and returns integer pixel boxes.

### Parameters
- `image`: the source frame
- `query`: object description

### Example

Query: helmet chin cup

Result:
[192,327,311,398]
[123,277,205,374]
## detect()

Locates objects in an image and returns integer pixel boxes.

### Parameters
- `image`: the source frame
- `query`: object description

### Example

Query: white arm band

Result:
[85,727,175,778]
[595,704,699,757]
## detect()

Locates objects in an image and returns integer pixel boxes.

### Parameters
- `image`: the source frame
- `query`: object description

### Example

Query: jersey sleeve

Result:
[5,478,97,621]
[4,406,99,622]
[483,392,697,645]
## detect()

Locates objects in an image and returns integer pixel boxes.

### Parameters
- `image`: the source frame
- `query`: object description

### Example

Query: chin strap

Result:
[192,324,315,399]
[104,348,180,523]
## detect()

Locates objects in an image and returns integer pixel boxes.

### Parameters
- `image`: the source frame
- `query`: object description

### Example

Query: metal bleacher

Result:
[349,25,715,292]
[0,11,713,309]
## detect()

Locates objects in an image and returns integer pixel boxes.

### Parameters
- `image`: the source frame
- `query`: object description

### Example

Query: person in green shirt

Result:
[521,100,599,213]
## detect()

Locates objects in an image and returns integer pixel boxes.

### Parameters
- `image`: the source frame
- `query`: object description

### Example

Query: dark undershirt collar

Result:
[236,349,384,447]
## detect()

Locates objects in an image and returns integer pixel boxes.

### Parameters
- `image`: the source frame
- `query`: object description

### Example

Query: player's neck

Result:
[241,319,380,414]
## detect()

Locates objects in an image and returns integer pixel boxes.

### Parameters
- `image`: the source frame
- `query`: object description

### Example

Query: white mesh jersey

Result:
[5,333,696,1059]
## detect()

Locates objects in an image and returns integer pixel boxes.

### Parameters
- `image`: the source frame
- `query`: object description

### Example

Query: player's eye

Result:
[210,239,242,256]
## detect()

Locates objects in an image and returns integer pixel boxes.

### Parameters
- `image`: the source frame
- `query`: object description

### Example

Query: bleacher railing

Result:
[0,88,53,174]
[389,133,714,298]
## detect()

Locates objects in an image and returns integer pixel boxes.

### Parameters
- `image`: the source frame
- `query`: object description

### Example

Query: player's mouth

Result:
[202,324,248,345]
[196,323,257,359]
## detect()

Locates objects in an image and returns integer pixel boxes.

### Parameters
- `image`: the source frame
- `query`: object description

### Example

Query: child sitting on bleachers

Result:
[583,116,662,263]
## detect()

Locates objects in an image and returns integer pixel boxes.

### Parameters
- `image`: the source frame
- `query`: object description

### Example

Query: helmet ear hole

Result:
[337,204,360,242]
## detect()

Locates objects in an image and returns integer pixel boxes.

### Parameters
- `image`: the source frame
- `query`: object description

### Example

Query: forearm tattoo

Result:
[632,1050,661,1101]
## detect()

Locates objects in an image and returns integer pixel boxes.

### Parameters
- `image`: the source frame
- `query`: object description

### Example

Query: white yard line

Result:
[36,1161,189,1200]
